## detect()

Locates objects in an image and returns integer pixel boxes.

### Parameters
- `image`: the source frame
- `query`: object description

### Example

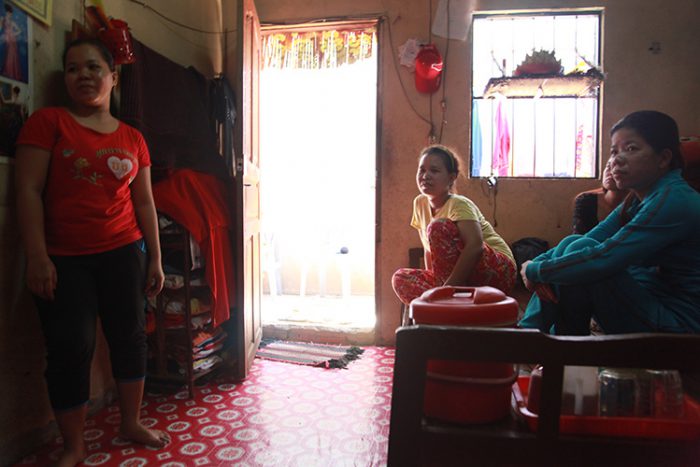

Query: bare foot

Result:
[54,447,86,467]
[119,423,170,448]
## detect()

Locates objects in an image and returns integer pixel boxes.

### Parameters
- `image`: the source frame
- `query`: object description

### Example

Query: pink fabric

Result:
[392,218,516,306]
[575,124,584,175]
[492,99,511,177]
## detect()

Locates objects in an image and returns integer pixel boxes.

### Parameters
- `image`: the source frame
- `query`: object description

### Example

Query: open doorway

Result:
[259,22,378,332]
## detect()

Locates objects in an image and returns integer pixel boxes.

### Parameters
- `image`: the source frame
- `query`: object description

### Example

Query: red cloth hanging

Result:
[152,169,235,328]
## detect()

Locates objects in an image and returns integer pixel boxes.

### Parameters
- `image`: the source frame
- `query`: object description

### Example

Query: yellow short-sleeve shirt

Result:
[410,194,514,262]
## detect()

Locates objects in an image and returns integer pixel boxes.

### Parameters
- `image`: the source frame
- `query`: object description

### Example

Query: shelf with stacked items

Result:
[483,69,604,99]
[483,49,603,99]
[146,214,228,397]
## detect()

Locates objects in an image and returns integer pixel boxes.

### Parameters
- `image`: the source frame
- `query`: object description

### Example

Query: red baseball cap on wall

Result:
[415,44,444,94]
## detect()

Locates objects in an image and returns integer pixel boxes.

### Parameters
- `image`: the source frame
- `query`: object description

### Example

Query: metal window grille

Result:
[470,12,602,179]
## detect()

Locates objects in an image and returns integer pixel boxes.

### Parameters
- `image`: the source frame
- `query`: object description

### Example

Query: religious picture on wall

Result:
[0,0,30,84]
[0,0,31,161]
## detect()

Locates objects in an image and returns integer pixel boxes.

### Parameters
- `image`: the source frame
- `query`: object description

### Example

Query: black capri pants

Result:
[34,240,148,410]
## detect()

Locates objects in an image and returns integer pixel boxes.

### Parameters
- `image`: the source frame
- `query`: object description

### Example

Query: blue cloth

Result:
[471,101,483,176]
[520,170,700,334]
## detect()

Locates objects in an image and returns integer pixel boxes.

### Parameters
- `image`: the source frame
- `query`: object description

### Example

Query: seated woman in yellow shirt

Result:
[392,144,517,306]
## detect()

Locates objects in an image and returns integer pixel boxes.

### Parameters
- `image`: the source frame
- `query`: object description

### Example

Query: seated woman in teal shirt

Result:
[519,110,700,335]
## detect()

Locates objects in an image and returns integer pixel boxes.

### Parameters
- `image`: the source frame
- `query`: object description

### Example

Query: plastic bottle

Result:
[562,366,599,415]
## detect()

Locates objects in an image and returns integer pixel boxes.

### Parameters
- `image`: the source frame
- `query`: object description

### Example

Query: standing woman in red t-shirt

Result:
[15,38,169,466]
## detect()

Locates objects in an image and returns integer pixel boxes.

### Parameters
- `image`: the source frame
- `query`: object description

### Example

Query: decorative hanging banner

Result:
[262,28,376,70]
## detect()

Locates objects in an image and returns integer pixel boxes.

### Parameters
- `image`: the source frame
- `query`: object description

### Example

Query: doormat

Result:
[255,340,364,369]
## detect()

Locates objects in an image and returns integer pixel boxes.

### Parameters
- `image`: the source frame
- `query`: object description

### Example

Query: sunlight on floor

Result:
[262,293,376,330]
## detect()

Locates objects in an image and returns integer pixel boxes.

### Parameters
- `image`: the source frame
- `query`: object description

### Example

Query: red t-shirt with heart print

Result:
[17,107,151,255]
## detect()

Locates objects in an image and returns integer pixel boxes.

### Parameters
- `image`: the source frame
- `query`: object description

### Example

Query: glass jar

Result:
[598,368,651,417]
[647,369,684,419]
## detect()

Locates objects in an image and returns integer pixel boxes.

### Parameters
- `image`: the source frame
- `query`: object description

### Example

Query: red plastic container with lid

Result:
[410,286,519,424]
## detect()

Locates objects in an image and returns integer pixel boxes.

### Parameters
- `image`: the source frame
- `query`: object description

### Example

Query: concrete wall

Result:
[252,0,700,343]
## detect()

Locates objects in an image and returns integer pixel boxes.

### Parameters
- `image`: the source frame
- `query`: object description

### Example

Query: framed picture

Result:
[7,0,52,27]
[0,76,29,160]
[0,0,31,162]
[0,0,30,83]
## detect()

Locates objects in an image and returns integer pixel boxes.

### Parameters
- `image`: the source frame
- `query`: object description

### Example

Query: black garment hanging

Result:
[210,76,237,173]
[119,38,228,182]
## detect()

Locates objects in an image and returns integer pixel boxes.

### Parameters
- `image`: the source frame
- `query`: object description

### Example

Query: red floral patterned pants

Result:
[392,218,516,306]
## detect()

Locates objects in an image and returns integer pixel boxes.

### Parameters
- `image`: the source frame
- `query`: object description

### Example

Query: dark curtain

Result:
[119,38,228,181]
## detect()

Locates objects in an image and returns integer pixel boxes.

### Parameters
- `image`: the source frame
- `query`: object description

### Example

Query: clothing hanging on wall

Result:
[152,169,235,328]
[492,96,510,177]
[119,38,228,181]
[210,76,237,173]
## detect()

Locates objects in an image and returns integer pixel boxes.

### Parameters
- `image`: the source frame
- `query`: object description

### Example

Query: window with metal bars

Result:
[470,11,602,178]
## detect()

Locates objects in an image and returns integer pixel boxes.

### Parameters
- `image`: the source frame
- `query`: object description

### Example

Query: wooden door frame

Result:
[258,18,382,340]
[232,0,262,379]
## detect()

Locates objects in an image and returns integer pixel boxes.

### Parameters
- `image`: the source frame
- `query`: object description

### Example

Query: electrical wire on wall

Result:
[381,12,434,133]
[428,0,435,143]
[480,175,499,227]
[125,0,228,35]
[121,0,439,144]
[437,0,450,144]
[426,0,452,145]
[122,0,238,75]
[82,0,235,61]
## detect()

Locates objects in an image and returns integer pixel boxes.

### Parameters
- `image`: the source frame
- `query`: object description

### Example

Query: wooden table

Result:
[388,326,700,466]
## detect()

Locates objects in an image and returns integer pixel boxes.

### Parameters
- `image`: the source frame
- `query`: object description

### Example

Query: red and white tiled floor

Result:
[17,346,395,466]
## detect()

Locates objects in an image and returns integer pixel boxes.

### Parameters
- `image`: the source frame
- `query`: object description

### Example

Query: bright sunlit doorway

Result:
[259,22,378,334]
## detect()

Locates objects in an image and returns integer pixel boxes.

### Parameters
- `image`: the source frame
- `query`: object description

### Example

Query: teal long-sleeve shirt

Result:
[526,170,700,326]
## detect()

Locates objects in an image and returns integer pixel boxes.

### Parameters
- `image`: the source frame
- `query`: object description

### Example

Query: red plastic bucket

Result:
[410,286,519,423]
